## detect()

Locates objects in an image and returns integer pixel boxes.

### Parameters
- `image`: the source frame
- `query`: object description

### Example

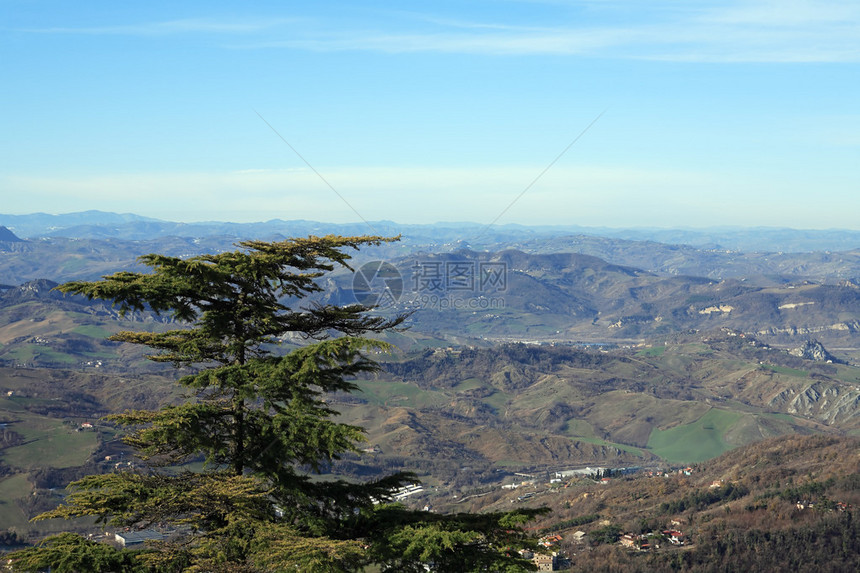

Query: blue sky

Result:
[2,1,859,229]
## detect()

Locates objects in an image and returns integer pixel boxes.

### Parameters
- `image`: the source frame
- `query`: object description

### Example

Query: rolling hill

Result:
[319,249,860,359]
[464,434,860,572]
[1,227,860,549]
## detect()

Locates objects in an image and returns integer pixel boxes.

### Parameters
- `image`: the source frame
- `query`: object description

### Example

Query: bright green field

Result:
[481,389,511,412]
[761,364,809,378]
[0,344,77,365]
[354,380,447,409]
[0,473,98,534]
[0,413,100,470]
[71,324,114,338]
[561,419,647,457]
[573,435,647,457]
[453,378,485,392]
[636,346,667,357]
[453,377,512,412]
[647,408,742,464]
[564,419,598,439]
[0,473,34,530]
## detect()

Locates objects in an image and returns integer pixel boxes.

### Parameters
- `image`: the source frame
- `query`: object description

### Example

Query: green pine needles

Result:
[8,235,545,572]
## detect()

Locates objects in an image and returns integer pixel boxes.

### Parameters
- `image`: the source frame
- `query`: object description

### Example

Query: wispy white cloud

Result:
[15,2,860,62]
[699,0,860,26]
[258,28,633,55]
[18,17,298,36]
[247,1,860,63]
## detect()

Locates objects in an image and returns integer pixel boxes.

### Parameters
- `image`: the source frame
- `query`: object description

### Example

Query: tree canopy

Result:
[8,235,545,572]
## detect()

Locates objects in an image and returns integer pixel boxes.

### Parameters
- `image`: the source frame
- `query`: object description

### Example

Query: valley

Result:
[1,215,859,570]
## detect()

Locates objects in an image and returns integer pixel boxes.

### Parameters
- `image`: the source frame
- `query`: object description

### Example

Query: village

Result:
[454,463,854,571]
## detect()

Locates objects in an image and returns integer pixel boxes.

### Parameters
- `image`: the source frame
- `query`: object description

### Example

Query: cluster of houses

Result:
[796,499,851,512]
[619,527,686,553]
[114,529,165,547]
[516,549,558,571]
[102,455,134,470]
[662,529,686,546]
[644,466,696,478]
[518,526,689,571]
[369,483,426,505]
[531,551,558,571]
[392,483,425,501]
[501,464,701,497]
[619,533,648,550]
[518,534,564,571]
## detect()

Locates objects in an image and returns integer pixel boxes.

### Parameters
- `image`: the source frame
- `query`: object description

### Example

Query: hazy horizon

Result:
[4,209,860,236]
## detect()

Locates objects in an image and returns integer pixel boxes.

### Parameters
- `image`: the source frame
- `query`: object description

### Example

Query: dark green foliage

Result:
[590,468,617,480]
[655,511,859,573]
[0,529,24,546]
[361,505,546,572]
[588,524,622,545]
[778,479,834,502]
[8,236,543,572]
[753,478,836,509]
[7,532,154,573]
[658,483,749,515]
[539,513,599,534]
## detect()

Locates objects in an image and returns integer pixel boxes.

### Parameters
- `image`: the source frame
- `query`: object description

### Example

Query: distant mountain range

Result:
[2,215,860,545]
[3,210,860,253]
[2,215,860,356]
[319,248,860,356]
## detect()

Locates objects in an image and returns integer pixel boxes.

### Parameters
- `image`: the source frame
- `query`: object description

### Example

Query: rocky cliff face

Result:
[0,279,61,303]
[0,226,24,242]
[769,381,860,426]
[790,339,840,363]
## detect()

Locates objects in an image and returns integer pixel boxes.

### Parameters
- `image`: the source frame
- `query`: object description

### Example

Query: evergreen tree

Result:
[9,235,544,572]
[6,532,155,573]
